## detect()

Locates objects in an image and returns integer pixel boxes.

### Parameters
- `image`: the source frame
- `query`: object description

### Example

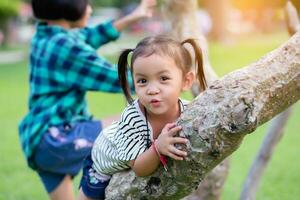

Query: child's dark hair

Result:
[31,0,88,21]
[118,35,207,104]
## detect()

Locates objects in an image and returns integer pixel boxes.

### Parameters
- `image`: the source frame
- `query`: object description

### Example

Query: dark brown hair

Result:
[32,0,88,21]
[118,35,207,104]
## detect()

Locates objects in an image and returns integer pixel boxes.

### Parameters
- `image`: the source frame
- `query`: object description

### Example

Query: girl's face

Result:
[133,54,194,117]
[72,4,92,28]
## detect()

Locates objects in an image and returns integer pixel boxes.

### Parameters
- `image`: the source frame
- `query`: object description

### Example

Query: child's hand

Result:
[156,123,188,160]
[131,0,157,19]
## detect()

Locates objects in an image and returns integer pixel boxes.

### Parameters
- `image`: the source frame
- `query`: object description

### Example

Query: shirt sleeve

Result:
[114,121,148,162]
[77,20,120,49]
[52,35,133,93]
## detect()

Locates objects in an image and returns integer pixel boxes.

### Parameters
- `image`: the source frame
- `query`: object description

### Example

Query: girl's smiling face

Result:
[133,53,194,117]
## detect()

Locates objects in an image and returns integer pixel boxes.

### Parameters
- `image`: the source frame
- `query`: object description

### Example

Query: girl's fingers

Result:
[168,151,186,160]
[166,123,177,130]
[161,123,176,134]
[164,145,187,160]
[168,125,182,136]
[170,146,187,157]
[172,137,188,144]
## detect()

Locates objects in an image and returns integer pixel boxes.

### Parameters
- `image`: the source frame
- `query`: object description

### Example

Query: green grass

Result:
[0,31,299,200]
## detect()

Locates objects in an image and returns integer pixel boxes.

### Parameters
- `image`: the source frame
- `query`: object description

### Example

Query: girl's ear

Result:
[182,71,195,91]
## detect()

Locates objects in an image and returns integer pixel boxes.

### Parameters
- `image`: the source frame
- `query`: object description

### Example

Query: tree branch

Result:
[105,31,300,200]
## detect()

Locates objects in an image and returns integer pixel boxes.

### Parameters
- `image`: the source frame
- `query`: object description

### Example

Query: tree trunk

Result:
[202,0,229,41]
[285,0,300,36]
[183,158,229,200]
[105,29,300,200]
[0,19,9,47]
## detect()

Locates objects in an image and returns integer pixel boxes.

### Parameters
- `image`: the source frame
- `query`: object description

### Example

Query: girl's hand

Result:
[130,0,157,19]
[156,123,188,160]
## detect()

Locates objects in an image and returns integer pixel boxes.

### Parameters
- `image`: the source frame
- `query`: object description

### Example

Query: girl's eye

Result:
[161,76,170,81]
[137,79,147,84]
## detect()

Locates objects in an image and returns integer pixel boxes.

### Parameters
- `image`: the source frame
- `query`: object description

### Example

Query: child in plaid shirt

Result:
[18,0,156,199]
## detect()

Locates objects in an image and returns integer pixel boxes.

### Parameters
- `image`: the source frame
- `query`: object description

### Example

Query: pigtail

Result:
[181,39,207,91]
[118,49,134,104]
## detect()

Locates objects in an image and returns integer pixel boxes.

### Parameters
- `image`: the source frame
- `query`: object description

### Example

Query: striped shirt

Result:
[18,20,127,168]
[91,99,189,176]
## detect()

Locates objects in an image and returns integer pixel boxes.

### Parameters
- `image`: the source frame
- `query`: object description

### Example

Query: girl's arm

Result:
[130,123,188,177]
[129,144,160,177]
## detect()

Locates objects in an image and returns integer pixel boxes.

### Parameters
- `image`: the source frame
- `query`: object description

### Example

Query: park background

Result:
[0,0,299,199]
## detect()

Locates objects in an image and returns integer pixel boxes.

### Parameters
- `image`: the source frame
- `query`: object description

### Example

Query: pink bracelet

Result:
[152,140,168,171]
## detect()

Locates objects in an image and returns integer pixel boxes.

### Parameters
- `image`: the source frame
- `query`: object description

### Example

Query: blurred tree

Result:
[231,0,300,11]
[290,0,300,9]
[202,0,230,41]
[230,0,300,33]
[0,0,20,46]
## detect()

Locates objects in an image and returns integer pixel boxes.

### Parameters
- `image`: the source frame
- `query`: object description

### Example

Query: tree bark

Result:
[105,29,300,200]
[183,158,229,200]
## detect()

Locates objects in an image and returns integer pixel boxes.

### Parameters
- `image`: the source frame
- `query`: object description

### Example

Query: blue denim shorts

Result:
[33,120,102,193]
[79,154,110,199]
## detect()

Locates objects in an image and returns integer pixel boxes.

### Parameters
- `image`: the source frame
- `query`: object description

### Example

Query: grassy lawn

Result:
[0,31,299,200]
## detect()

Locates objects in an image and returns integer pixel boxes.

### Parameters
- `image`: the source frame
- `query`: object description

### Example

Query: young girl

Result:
[18,0,156,199]
[77,35,207,200]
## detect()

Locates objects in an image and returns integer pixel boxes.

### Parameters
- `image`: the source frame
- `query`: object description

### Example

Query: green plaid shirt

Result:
[19,20,124,168]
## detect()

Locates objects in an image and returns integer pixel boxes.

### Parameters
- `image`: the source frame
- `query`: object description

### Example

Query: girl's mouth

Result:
[150,99,159,103]
[150,99,161,107]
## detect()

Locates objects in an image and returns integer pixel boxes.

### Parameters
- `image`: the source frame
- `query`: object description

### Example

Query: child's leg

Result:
[78,155,110,200]
[77,188,93,200]
[49,175,74,200]
[33,120,103,198]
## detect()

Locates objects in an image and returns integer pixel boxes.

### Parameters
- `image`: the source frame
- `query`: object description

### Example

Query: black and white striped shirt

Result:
[91,99,189,176]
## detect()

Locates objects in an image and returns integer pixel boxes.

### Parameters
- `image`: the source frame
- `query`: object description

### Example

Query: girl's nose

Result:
[147,85,159,95]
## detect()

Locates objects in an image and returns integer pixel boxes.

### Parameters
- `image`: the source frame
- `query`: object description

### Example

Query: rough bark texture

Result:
[239,108,293,200]
[183,159,229,200]
[105,30,300,200]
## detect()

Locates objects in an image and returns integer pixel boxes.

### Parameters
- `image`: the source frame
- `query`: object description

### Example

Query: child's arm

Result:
[78,20,120,49]
[78,0,156,49]
[52,35,131,93]
[113,0,156,32]
[128,145,160,177]
[130,123,188,177]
